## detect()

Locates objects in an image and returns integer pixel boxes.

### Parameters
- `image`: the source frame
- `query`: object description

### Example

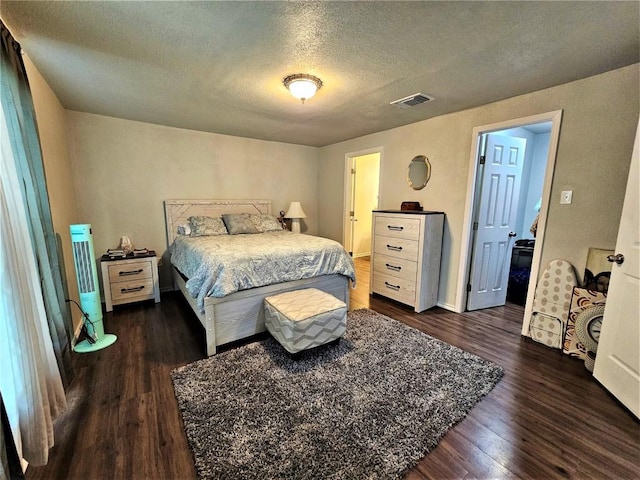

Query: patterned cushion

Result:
[264,288,347,354]
[222,213,260,235]
[188,216,228,236]
[250,214,283,232]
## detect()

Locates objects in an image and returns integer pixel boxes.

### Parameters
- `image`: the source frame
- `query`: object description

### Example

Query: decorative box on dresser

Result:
[100,252,160,312]
[370,210,444,312]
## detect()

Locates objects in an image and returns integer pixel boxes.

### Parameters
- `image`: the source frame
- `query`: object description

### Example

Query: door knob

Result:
[607,253,625,265]
[508,231,517,237]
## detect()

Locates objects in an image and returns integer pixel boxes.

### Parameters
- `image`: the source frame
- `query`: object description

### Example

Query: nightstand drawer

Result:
[107,260,152,283]
[111,278,155,302]
[101,253,160,312]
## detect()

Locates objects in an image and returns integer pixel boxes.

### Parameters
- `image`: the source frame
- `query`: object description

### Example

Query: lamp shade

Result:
[285,201,306,219]
[288,79,318,101]
[283,74,322,103]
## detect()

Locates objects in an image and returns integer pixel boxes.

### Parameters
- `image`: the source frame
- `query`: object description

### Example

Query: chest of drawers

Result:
[370,210,444,312]
[100,254,160,312]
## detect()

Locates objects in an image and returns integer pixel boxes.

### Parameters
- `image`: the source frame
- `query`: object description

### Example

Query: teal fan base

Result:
[74,333,117,353]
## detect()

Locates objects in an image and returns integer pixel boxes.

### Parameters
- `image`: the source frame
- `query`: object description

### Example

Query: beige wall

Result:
[318,64,639,310]
[23,55,82,331]
[65,112,319,291]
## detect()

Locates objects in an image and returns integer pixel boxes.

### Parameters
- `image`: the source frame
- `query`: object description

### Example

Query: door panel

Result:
[593,119,640,418]
[468,134,526,311]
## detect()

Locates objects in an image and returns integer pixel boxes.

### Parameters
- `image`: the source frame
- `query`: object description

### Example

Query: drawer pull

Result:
[387,225,404,231]
[121,286,145,293]
[119,269,144,276]
[384,281,401,291]
[386,244,403,252]
[385,263,402,271]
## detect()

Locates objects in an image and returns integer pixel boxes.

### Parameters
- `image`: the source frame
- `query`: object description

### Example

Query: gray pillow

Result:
[222,213,260,235]
[250,214,283,232]
[188,216,228,236]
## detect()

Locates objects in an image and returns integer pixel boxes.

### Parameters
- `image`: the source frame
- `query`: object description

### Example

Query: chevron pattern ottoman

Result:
[264,288,347,354]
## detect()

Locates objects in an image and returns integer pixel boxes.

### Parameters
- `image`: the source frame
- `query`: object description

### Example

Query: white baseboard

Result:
[436,301,457,312]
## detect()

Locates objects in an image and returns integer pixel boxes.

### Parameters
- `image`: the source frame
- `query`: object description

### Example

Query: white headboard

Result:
[164,199,271,246]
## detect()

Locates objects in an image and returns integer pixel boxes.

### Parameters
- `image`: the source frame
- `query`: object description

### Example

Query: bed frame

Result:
[164,199,350,356]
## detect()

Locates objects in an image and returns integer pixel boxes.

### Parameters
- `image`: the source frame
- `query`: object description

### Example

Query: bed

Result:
[164,199,355,356]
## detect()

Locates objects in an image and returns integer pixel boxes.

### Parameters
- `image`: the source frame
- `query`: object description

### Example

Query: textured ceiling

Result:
[1,1,638,147]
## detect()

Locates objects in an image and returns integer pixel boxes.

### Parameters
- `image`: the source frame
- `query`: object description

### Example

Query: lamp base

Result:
[73,334,117,353]
[291,219,301,233]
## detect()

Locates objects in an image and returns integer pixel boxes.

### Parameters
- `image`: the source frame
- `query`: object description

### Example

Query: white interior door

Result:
[593,119,640,418]
[468,133,526,310]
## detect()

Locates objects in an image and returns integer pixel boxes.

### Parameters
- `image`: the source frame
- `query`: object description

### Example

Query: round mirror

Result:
[407,155,431,190]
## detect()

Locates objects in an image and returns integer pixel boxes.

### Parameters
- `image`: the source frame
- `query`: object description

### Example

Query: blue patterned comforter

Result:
[171,231,356,312]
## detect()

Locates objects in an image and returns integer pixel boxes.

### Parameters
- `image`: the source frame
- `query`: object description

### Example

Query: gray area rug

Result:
[171,309,504,479]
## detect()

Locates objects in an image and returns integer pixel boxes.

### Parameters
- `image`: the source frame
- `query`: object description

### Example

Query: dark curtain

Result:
[1,21,74,386]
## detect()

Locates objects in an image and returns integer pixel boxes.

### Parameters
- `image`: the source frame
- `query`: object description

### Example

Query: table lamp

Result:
[285,201,306,233]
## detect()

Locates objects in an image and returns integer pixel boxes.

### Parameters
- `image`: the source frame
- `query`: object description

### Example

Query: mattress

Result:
[170,231,356,312]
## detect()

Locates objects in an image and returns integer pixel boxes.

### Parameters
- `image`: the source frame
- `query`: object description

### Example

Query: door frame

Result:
[455,111,563,335]
[342,147,384,252]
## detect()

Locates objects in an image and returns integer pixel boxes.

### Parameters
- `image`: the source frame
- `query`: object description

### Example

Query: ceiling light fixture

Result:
[283,74,322,103]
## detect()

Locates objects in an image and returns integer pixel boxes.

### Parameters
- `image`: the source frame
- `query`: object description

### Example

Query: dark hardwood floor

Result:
[26,257,639,479]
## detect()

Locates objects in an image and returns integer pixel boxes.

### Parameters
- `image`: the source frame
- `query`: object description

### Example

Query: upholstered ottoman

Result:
[264,288,347,354]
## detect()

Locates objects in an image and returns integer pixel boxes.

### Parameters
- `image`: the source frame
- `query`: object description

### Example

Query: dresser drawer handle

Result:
[119,269,143,276]
[385,263,401,271]
[386,244,403,252]
[121,286,145,293]
[387,225,404,231]
[384,281,401,291]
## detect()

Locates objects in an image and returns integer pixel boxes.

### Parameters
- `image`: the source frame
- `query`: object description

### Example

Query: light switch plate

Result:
[560,190,573,204]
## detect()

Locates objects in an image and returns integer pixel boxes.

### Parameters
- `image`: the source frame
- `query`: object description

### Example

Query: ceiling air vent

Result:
[390,93,434,108]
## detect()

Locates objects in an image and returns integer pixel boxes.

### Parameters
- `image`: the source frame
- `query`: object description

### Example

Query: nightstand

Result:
[100,252,160,312]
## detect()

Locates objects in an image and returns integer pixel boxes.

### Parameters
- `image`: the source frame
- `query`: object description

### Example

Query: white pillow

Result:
[177,223,192,236]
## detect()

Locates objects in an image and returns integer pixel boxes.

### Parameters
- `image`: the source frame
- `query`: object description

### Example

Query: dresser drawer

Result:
[374,236,419,261]
[372,272,416,306]
[111,278,155,302]
[108,260,152,284]
[374,215,421,241]
[373,254,417,281]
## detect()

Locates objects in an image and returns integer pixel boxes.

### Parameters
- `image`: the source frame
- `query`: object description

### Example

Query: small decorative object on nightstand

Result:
[276,210,287,230]
[100,250,160,312]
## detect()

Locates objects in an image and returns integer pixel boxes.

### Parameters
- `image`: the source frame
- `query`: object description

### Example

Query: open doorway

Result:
[343,149,381,257]
[456,111,563,329]
[467,124,551,310]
